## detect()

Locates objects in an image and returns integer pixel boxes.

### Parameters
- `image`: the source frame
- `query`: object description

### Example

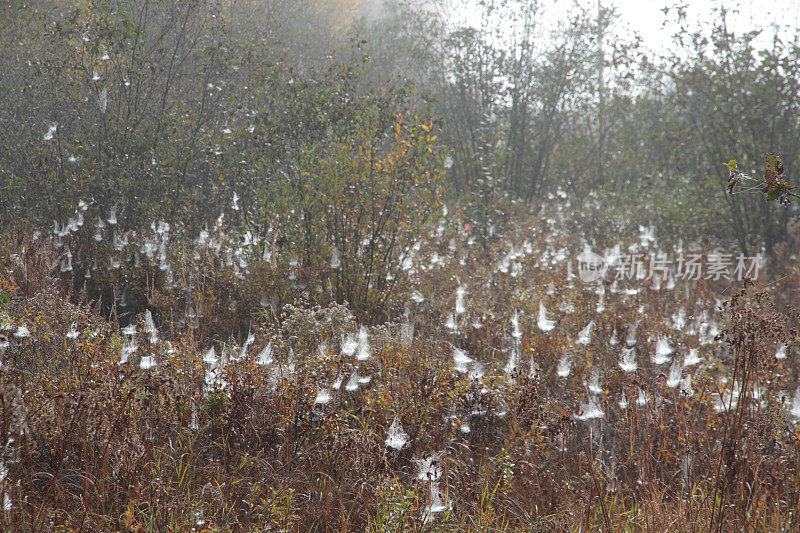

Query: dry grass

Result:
[0,213,798,532]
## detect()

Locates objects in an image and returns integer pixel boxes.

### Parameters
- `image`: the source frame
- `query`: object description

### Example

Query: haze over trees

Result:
[0,0,799,530]
[3,0,800,255]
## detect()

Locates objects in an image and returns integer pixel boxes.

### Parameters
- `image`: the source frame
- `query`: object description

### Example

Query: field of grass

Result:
[0,197,798,531]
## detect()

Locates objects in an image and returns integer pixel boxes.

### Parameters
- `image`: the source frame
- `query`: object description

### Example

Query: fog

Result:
[1,0,799,529]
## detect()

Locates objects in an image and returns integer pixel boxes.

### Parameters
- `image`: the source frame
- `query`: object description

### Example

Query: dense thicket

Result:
[2,2,800,531]
[2,0,800,257]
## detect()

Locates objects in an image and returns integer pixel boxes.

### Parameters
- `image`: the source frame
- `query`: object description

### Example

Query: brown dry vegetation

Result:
[0,206,798,532]
[3,0,800,530]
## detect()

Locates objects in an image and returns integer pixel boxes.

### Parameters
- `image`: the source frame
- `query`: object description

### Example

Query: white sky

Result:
[611,0,800,51]
[455,0,800,52]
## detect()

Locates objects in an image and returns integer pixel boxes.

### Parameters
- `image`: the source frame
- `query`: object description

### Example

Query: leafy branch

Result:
[726,152,797,205]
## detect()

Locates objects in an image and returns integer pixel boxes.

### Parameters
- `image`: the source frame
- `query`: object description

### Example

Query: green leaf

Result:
[765,152,783,174]
[727,174,740,194]
[765,188,784,202]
